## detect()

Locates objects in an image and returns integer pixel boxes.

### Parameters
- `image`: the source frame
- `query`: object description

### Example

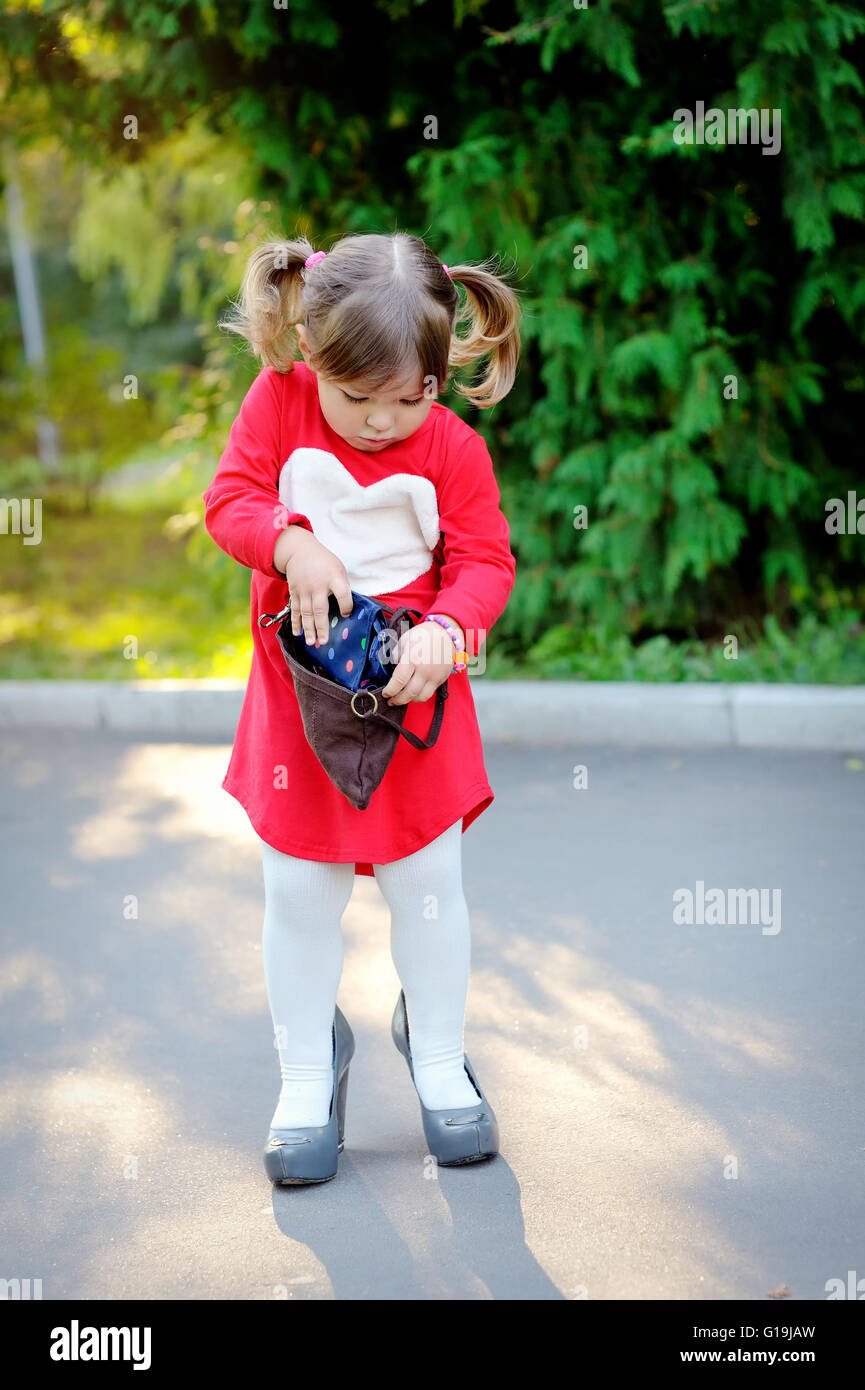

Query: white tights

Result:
[260,819,480,1128]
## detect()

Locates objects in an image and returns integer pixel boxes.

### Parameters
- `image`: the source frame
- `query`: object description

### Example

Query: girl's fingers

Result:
[388,671,427,706]
[407,681,437,705]
[333,577,354,617]
[300,599,317,644]
[381,660,412,701]
[310,590,331,646]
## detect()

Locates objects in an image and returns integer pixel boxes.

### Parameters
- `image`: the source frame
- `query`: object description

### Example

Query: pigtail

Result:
[446,259,521,408]
[220,237,315,371]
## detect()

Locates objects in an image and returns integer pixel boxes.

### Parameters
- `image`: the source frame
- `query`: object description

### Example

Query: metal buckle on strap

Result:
[350,689,379,718]
[258,605,290,628]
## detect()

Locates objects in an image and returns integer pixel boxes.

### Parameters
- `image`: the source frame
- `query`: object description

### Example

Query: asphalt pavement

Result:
[1,729,863,1300]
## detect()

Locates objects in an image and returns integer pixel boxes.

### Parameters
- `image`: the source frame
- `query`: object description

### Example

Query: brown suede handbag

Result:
[258,598,448,810]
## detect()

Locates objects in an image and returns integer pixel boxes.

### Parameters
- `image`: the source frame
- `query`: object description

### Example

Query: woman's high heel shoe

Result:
[391,989,498,1166]
[264,1004,354,1185]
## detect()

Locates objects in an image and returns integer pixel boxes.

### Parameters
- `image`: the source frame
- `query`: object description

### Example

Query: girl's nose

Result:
[365,409,393,432]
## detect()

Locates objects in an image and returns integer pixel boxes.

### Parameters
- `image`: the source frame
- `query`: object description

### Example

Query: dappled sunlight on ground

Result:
[0,1059,172,1162]
[0,951,76,1025]
[71,743,253,861]
[0,1056,336,1299]
[2,734,863,1297]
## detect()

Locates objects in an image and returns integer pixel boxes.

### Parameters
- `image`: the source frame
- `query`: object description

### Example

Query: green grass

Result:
[1,500,863,682]
[0,502,253,679]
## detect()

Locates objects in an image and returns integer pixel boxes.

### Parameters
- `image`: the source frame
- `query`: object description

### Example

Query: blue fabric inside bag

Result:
[299,591,396,692]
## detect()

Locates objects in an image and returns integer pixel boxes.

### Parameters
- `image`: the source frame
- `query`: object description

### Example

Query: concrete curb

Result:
[1,679,864,750]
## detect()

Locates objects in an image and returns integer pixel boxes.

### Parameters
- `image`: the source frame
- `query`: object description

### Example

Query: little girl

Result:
[203,231,520,1183]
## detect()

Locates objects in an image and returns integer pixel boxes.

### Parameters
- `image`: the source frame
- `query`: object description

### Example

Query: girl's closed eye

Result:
[340,390,424,408]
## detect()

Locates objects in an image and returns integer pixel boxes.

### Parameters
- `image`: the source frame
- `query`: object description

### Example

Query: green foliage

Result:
[517,609,865,683]
[1,323,160,505]
[1,0,863,669]
[68,114,253,324]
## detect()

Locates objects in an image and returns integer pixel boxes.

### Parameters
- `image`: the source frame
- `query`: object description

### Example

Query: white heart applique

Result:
[278,447,441,595]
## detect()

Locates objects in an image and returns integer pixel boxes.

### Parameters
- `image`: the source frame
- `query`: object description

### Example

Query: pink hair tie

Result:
[442,263,452,279]
[304,250,327,268]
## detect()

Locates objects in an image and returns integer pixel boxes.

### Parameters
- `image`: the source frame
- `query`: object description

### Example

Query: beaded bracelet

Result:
[424,613,468,674]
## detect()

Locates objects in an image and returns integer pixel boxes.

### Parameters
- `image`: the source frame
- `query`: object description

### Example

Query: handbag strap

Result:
[379,603,420,630]
[373,680,448,750]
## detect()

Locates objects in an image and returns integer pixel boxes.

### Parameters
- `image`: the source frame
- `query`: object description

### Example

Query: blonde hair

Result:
[220,231,520,408]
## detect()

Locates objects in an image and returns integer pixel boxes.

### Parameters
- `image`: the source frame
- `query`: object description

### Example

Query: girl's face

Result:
[296,325,435,452]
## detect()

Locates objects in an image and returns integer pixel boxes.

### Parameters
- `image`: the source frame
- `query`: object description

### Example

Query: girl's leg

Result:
[373,819,481,1111]
[260,840,355,1129]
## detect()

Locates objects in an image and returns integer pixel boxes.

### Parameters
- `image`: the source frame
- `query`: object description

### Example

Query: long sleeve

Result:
[421,430,516,649]
[202,366,313,578]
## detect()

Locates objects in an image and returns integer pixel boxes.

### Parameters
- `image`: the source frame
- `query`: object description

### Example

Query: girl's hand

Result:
[381,617,462,706]
[273,526,353,646]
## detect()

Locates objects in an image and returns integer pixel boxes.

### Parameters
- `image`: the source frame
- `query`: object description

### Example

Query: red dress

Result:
[202,362,516,876]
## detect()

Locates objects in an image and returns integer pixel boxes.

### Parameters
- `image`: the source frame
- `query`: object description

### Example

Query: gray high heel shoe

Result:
[391,989,498,1166]
[264,1004,355,1185]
